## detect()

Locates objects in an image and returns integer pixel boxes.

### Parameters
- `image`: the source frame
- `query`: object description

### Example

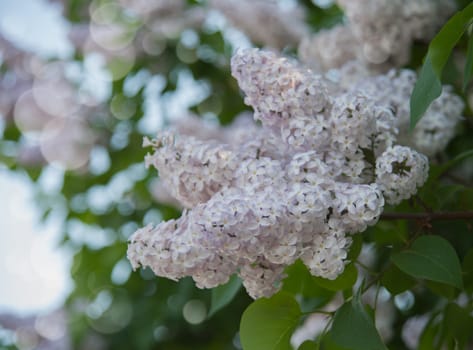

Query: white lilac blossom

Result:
[128,48,431,299]
[208,0,308,49]
[299,0,456,70]
[143,133,242,208]
[231,50,330,131]
[149,178,183,209]
[376,146,429,205]
[298,26,359,72]
[401,314,430,349]
[339,68,464,156]
[409,89,464,155]
[169,113,286,160]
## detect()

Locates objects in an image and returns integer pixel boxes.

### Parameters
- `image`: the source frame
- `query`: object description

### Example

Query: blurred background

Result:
[0,0,342,349]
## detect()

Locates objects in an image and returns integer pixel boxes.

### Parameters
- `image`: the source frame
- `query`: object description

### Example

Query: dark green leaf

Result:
[330,291,387,350]
[313,263,358,291]
[369,221,408,246]
[418,316,441,350]
[347,234,363,261]
[429,5,473,76]
[462,249,473,292]
[410,56,443,129]
[444,303,473,346]
[391,236,463,289]
[463,32,473,91]
[321,335,351,350]
[410,3,473,128]
[425,280,456,299]
[429,149,473,182]
[432,184,465,210]
[283,260,334,301]
[240,292,301,350]
[298,340,317,350]
[381,265,416,295]
[208,274,242,318]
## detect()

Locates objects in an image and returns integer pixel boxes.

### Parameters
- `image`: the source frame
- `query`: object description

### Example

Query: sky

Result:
[0,0,73,316]
[0,170,72,315]
[0,0,73,59]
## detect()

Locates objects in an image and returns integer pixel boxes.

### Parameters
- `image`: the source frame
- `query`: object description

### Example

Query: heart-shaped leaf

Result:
[208,274,242,318]
[240,292,301,350]
[391,236,463,289]
[330,291,387,350]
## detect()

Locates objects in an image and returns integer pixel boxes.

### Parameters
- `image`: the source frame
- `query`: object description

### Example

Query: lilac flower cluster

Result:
[127,49,432,299]
[299,0,456,71]
[332,66,465,156]
[208,0,308,49]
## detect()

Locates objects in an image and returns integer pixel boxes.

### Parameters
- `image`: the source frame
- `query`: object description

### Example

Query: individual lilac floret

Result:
[375,146,429,205]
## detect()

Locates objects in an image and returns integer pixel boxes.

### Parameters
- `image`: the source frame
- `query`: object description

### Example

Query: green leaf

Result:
[429,149,473,182]
[313,263,358,291]
[410,56,443,129]
[418,316,441,350]
[283,260,334,300]
[444,303,473,346]
[462,249,473,292]
[240,292,301,350]
[347,234,363,261]
[425,280,456,299]
[321,335,351,350]
[410,3,473,128]
[463,32,473,91]
[208,274,242,318]
[330,291,387,350]
[369,221,408,246]
[391,236,463,289]
[381,265,416,295]
[429,6,473,76]
[431,184,465,210]
[298,340,317,350]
